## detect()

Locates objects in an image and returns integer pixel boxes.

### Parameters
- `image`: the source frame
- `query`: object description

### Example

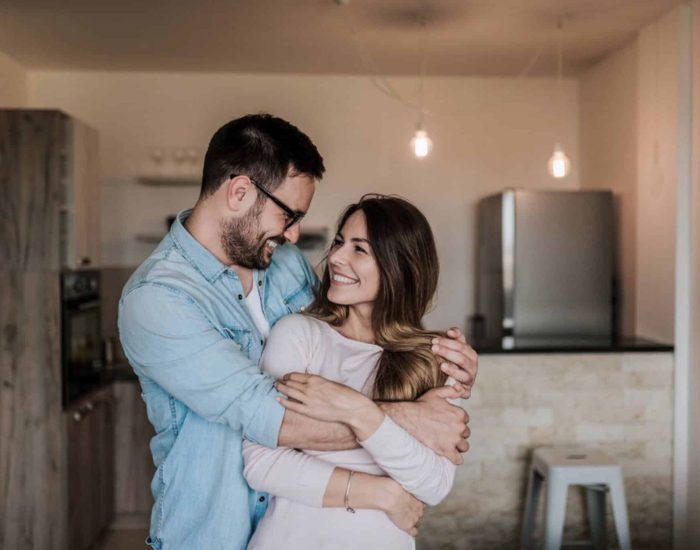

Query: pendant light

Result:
[411,11,432,159]
[548,18,571,179]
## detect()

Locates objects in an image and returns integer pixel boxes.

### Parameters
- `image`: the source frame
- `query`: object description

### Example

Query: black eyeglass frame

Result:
[231,174,306,230]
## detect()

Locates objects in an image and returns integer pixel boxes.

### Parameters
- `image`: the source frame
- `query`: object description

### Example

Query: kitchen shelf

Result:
[137,176,199,187]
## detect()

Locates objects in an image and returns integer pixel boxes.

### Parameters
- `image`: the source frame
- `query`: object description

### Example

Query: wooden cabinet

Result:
[60,115,101,269]
[114,381,155,519]
[0,110,102,550]
[65,386,115,550]
[1,109,100,550]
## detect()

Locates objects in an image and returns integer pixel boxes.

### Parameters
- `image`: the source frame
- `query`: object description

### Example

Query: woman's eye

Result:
[331,238,343,248]
[354,246,367,254]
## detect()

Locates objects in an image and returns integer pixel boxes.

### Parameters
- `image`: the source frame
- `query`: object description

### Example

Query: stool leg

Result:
[521,470,543,549]
[544,476,568,550]
[608,476,631,550]
[585,485,608,550]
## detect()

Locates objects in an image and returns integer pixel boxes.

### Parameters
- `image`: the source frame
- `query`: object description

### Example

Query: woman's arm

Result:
[357,415,456,506]
[276,374,459,506]
[242,440,425,535]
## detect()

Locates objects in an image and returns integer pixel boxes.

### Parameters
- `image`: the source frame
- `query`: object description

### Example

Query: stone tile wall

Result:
[418,352,674,550]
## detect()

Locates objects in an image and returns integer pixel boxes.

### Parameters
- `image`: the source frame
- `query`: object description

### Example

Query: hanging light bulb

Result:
[410,13,432,159]
[548,144,571,178]
[411,124,432,158]
[548,17,572,179]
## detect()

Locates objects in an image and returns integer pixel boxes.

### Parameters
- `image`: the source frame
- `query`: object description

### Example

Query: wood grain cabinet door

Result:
[65,387,115,550]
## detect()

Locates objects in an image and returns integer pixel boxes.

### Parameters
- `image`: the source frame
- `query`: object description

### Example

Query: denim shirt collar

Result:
[170,208,231,283]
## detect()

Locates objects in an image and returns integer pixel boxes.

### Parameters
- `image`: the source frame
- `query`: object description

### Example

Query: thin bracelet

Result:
[344,471,356,513]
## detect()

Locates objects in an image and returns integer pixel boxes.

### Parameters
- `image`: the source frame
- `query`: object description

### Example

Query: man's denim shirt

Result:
[118,209,317,550]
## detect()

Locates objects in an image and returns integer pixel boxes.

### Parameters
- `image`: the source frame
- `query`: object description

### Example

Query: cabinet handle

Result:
[73,411,83,422]
[80,257,91,266]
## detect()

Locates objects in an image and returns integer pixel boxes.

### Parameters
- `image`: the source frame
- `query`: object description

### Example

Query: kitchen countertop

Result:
[472,335,674,354]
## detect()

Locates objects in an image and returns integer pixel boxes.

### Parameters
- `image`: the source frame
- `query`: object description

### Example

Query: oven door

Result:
[62,298,104,406]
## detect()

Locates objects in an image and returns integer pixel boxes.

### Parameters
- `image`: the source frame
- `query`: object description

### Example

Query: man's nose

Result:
[283,223,301,244]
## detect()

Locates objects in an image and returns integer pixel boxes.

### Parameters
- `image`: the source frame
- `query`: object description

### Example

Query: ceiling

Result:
[0,0,684,77]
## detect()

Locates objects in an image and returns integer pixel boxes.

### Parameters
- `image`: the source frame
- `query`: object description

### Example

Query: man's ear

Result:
[225,176,253,212]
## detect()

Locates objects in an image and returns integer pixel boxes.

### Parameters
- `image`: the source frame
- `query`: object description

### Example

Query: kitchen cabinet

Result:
[1,109,100,550]
[114,380,155,518]
[60,113,101,269]
[65,386,115,550]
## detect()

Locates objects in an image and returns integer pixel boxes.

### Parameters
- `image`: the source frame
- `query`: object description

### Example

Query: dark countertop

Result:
[472,336,674,354]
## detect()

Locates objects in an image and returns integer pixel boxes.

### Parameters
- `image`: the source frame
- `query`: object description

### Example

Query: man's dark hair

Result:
[200,113,325,199]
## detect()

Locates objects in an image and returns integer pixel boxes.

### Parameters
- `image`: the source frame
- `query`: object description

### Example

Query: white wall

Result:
[26,71,579,330]
[635,11,681,343]
[579,8,682,344]
[579,42,638,337]
[0,50,27,107]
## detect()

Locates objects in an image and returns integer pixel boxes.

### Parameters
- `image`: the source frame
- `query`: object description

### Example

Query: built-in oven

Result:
[61,270,104,408]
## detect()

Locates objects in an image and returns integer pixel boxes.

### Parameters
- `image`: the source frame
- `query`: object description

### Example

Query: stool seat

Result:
[521,446,631,550]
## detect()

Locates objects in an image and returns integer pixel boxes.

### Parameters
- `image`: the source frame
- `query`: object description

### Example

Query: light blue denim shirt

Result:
[118,209,317,550]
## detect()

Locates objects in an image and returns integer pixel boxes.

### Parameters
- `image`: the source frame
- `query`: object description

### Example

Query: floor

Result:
[94,528,149,550]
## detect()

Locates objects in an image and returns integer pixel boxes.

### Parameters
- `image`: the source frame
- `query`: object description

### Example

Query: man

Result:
[118,114,478,549]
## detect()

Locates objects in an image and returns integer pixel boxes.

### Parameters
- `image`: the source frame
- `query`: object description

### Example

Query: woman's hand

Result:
[381,478,426,537]
[276,373,385,440]
[432,327,478,398]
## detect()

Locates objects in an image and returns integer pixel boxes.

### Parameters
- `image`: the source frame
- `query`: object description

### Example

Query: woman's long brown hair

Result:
[306,194,447,401]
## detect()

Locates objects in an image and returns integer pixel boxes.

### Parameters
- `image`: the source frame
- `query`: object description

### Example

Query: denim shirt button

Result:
[258,280,263,286]
[237,294,243,300]
[259,496,265,502]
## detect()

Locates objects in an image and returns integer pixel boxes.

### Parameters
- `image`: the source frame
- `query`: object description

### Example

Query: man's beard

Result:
[220,203,283,269]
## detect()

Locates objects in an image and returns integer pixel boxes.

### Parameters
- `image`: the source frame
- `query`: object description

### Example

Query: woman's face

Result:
[326,210,380,311]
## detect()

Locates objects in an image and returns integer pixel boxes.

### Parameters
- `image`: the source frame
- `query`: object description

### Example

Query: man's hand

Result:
[382,385,470,465]
[433,327,478,398]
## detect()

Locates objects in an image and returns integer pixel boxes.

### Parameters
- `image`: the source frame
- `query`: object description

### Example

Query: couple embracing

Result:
[118,114,478,550]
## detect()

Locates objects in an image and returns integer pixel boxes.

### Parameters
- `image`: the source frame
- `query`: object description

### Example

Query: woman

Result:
[243,195,459,550]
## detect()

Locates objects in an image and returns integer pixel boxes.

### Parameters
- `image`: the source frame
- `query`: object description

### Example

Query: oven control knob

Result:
[73,411,82,422]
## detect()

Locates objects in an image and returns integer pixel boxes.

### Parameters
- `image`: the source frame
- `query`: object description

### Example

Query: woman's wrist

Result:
[346,472,398,512]
[346,397,385,441]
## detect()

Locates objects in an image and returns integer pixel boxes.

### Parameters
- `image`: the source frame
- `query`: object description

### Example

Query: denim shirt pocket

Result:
[283,283,314,314]
[221,326,254,355]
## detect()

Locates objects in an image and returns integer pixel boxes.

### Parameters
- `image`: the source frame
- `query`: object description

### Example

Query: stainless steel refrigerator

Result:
[476,189,615,343]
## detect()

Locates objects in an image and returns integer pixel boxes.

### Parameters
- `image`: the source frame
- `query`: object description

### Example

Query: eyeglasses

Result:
[232,174,306,230]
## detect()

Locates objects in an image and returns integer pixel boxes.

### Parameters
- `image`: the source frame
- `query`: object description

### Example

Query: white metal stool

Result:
[521,447,631,550]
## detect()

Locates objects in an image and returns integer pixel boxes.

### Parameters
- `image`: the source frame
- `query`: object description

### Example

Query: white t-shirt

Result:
[244,271,270,339]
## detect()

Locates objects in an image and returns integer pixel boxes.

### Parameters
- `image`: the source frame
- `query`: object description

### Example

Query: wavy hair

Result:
[306,194,447,401]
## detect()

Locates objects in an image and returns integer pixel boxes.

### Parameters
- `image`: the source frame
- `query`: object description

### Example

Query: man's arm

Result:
[278,409,357,449]
[278,388,470,463]
[380,386,470,465]
[118,283,284,447]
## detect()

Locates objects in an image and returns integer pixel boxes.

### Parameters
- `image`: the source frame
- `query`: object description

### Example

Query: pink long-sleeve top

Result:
[243,314,457,550]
